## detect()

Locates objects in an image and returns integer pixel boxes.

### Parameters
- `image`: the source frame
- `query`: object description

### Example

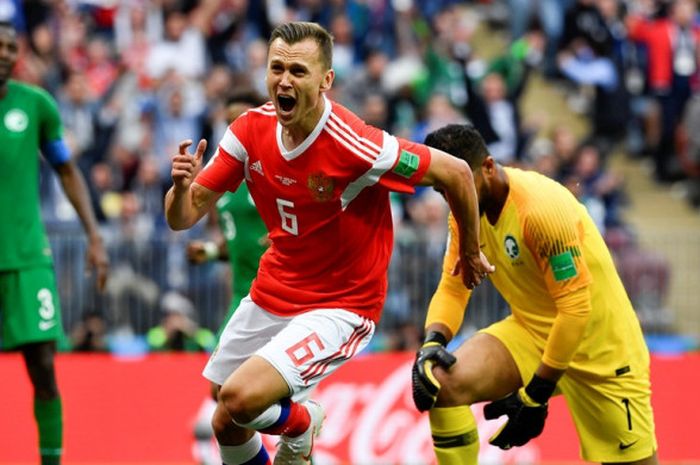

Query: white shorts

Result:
[203,296,375,400]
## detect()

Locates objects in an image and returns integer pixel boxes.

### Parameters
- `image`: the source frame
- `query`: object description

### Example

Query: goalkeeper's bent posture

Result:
[414,124,658,465]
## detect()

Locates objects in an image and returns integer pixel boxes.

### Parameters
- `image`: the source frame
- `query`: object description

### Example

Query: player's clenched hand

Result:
[186,240,209,264]
[483,375,556,449]
[171,139,207,191]
[412,331,456,412]
[452,251,495,290]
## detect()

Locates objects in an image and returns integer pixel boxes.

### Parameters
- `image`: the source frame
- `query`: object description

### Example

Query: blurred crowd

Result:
[4,0,697,353]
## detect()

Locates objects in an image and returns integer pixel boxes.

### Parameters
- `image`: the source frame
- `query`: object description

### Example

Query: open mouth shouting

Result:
[277,94,297,118]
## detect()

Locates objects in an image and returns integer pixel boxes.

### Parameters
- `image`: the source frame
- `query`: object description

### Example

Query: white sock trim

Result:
[220,432,264,464]
[234,402,282,430]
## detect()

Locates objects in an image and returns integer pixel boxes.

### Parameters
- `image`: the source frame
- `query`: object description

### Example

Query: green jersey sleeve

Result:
[36,86,64,143]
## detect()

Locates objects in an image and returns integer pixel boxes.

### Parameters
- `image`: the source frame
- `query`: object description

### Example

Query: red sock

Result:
[259,399,310,437]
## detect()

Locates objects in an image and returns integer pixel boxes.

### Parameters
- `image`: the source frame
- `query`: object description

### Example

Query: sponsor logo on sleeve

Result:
[392,150,419,178]
[549,250,578,281]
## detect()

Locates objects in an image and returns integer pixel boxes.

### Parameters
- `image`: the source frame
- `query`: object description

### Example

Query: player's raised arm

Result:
[419,147,494,290]
[165,139,220,230]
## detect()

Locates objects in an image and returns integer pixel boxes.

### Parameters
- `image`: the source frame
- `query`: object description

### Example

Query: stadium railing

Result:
[47,229,697,348]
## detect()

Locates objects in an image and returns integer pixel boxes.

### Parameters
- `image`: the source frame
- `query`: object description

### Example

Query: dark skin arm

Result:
[419,148,494,289]
[54,161,109,291]
[426,319,564,385]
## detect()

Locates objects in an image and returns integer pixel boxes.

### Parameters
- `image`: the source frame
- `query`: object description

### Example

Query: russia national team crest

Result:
[4,109,28,133]
[504,235,520,260]
[307,172,334,202]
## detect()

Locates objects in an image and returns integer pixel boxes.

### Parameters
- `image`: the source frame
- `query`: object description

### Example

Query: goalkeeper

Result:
[413,124,658,465]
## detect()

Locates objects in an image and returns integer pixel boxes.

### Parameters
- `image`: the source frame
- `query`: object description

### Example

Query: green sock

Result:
[34,397,63,465]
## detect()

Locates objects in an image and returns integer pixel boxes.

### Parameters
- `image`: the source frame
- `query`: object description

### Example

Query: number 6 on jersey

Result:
[276,198,298,235]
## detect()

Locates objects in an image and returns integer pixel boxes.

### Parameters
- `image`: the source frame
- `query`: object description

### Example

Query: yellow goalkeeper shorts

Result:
[481,316,657,462]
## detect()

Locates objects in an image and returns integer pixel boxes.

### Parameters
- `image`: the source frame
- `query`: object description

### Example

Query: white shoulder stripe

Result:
[326,126,376,164]
[219,128,248,162]
[327,118,379,160]
[340,132,400,210]
[329,112,382,153]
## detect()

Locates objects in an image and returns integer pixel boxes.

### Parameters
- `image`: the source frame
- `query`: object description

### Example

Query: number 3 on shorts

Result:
[277,198,298,235]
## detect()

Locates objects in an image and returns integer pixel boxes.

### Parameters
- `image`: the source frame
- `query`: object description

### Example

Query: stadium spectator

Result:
[113,1,163,55]
[557,0,629,146]
[164,21,493,465]
[147,290,215,352]
[479,72,520,164]
[507,0,571,77]
[550,123,580,180]
[69,310,109,352]
[678,94,700,208]
[0,20,108,465]
[148,77,206,181]
[13,22,62,93]
[102,191,161,333]
[146,8,207,81]
[562,173,607,231]
[414,123,657,465]
[571,142,626,228]
[57,71,99,163]
[627,0,700,182]
[342,48,390,114]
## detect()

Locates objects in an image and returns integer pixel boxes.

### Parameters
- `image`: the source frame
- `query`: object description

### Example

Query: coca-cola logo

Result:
[258,360,540,464]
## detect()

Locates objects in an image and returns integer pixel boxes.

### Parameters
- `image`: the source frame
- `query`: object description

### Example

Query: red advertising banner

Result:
[0,352,697,464]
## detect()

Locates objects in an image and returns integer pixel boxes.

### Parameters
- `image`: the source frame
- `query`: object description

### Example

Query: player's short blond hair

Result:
[269,22,334,70]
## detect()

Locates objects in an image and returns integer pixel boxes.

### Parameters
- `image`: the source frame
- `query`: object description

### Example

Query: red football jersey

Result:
[196,97,431,322]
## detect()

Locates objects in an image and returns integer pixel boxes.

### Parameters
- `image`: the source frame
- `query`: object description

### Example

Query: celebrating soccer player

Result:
[165,21,493,465]
[0,21,109,465]
[413,124,658,465]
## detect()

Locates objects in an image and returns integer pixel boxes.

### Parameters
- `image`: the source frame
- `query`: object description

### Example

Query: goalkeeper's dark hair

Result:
[269,22,334,70]
[424,124,490,171]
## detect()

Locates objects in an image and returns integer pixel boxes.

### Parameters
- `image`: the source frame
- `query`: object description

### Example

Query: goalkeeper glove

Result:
[483,374,556,449]
[411,331,456,412]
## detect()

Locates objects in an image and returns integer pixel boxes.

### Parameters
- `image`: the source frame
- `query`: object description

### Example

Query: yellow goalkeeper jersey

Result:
[430,167,648,376]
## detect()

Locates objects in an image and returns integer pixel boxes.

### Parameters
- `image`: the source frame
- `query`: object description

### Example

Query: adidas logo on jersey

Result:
[250,160,264,176]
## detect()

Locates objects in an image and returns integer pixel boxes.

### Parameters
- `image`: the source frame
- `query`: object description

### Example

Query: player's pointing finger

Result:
[179,139,193,155]
[194,139,207,160]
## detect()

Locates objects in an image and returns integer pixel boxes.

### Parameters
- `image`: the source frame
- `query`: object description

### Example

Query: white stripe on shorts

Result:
[299,317,373,383]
